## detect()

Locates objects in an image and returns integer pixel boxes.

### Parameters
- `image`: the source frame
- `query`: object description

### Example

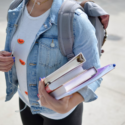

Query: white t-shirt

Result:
[11,5,76,120]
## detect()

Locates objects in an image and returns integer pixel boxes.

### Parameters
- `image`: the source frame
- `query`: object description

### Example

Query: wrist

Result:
[68,92,84,111]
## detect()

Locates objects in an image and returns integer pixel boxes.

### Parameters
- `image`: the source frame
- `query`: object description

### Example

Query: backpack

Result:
[8,0,110,60]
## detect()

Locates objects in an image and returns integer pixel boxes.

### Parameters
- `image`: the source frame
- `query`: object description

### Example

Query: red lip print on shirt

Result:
[25,91,28,95]
[17,39,24,44]
[19,59,25,65]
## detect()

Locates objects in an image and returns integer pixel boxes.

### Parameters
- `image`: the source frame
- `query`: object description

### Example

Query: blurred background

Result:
[0,0,125,125]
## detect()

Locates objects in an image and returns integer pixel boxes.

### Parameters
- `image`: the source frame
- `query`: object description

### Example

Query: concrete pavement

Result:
[81,0,125,124]
[0,0,125,125]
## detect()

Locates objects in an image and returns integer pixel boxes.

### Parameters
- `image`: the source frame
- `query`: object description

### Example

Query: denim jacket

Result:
[4,0,102,115]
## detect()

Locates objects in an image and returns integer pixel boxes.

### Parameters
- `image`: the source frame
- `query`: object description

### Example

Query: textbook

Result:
[44,53,86,93]
[50,67,97,98]
[45,66,85,93]
[50,64,116,100]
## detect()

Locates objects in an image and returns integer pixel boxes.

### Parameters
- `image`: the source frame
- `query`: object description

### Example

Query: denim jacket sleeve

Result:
[73,9,103,102]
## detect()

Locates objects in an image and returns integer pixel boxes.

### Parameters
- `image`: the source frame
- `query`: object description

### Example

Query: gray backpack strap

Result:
[9,0,23,10]
[58,0,84,60]
[7,0,23,21]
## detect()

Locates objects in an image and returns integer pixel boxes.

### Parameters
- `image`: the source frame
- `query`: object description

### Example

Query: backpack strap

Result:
[9,0,23,10]
[7,0,23,21]
[58,0,84,60]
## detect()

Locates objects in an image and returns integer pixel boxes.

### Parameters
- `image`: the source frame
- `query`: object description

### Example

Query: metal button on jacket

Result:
[49,21,52,26]
[29,63,36,66]
[14,24,18,27]
[51,40,55,47]
[44,24,47,28]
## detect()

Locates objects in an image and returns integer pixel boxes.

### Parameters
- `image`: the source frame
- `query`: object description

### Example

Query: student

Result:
[0,0,102,124]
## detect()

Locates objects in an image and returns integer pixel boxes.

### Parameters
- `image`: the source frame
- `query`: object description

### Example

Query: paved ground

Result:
[0,0,125,125]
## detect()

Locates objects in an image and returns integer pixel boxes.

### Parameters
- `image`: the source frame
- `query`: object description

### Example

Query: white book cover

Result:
[46,66,84,92]
[44,53,86,85]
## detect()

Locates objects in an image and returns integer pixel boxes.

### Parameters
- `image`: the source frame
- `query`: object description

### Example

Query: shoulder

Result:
[73,9,95,33]
[73,8,98,50]
[74,9,88,22]
[8,0,23,10]
[7,1,23,22]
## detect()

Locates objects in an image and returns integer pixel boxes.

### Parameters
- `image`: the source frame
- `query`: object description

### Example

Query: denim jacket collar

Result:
[7,0,64,52]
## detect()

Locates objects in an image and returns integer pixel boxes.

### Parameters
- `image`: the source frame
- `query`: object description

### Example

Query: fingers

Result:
[0,61,14,72]
[0,56,14,62]
[0,51,12,56]
[0,60,14,66]
[39,79,47,96]
[0,51,15,72]
[38,78,56,106]
[80,0,89,7]
[38,78,71,113]
[38,78,45,96]
[38,79,46,99]
[38,78,49,106]
[39,79,52,99]
[38,94,46,106]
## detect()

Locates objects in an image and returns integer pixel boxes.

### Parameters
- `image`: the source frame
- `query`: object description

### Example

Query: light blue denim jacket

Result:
[4,0,102,115]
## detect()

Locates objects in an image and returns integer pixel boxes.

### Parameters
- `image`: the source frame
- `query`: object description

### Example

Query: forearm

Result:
[68,92,84,111]
[78,80,102,103]
[88,78,103,92]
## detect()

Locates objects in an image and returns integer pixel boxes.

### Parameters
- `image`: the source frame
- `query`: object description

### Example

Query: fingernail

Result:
[12,57,15,59]
[39,77,41,81]
[13,59,15,62]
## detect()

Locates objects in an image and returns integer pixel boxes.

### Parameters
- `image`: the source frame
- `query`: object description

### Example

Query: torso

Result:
[11,5,50,104]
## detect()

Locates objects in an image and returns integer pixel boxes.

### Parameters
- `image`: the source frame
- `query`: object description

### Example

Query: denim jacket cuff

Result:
[77,86,98,102]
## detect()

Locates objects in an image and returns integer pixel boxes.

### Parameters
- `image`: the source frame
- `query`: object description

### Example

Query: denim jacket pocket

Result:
[38,37,62,68]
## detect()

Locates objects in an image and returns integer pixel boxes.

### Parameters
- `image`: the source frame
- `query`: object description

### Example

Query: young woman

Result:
[0,0,102,124]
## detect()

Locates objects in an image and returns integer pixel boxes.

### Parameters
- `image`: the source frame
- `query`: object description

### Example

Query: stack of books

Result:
[42,53,116,100]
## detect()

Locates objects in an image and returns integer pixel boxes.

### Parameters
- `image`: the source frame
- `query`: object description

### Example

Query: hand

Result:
[38,78,84,114]
[0,51,15,72]
[80,0,93,7]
